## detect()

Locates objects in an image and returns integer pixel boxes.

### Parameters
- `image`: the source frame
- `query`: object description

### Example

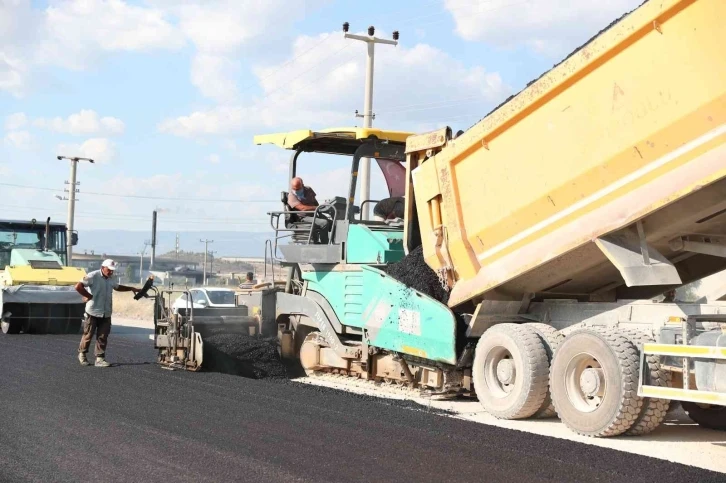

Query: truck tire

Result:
[550,328,643,437]
[618,329,671,435]
[681,402,726,431]
[1,319,20,334]
[472,323,549,419]
[525,323,565,418]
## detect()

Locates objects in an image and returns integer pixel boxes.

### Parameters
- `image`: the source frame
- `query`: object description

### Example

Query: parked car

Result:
[171,287,236,314]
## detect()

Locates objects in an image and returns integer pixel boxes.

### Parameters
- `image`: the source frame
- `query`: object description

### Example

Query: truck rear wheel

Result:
[525,323,565,418]
[682,402,726,431]
[619,329,671,435]
[472,323,549,419]
[550,328,642,437]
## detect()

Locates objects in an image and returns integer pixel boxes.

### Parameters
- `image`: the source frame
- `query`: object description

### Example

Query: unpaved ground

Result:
[112,292,154,320]
[112,317,726,474]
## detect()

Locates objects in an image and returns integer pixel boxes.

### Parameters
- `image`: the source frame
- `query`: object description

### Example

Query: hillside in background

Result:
[75,230,274,258]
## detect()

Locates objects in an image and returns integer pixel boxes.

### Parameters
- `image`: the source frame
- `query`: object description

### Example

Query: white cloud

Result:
[175,1,272,54]
[63,172,277,231]
[206,154,221,164]
[190,53,241,102]
[444,0,643,56]
[39,0,184,70]
[0,52,29,97]
[171,0,327,100]
[2,1,329,100]
[3,130,32,150]
[0,0,183,96]
[56,138,117,164]
[4,112,28,130]
[35,110,125,136]
[159,31,509,137]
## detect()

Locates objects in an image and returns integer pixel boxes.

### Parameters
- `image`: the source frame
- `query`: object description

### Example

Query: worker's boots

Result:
[78,352,90,366]
[95,357,111,368]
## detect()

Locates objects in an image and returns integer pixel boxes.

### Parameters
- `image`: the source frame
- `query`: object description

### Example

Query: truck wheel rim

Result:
[485,346,516,398]
[564,353,606,413]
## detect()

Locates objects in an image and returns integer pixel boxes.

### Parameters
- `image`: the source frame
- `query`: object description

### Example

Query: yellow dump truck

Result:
[1,218,86,334]
[241,0,724,438]
[403,0,726,434]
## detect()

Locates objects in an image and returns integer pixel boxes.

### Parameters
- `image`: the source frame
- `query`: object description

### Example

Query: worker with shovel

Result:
[75,259,139,367]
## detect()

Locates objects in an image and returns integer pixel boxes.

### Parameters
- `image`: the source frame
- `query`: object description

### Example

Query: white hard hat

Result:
[101,259,118,271]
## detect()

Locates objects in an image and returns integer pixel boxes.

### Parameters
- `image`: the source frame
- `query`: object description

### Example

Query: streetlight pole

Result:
[57,155,94,265]
[200,239,213,286]
[343,23,399,220]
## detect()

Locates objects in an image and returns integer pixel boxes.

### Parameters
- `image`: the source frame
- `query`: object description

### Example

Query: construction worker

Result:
[373,196,405,221]
[661,289,677,303]
[239,272,256,289]
[75,259,139,367]
[288,177,331,244]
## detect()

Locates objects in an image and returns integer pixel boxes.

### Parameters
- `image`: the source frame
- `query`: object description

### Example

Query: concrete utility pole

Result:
[343,22,399,220]
[140,240,151,284]
[150,210,157,270]
[57,155,94,264]
[200,239,213,285]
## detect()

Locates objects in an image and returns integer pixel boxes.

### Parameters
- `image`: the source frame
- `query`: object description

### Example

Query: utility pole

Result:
[57,155,95,264]
[150,210,157,270]
[140,240,150,284]
[343,22,399,220]
[200,239,213,285]
[209,250,217,278]
[175,233,180,259]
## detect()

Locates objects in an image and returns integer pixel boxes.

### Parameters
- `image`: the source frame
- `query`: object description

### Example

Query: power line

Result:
[0,182,279,203]
[83,191,278,203]
[257,42,354,103]
[3,205,272,225]
[258,44,356,108]
[249,33,333,91]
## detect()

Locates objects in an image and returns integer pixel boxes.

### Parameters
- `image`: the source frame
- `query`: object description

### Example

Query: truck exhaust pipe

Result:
[44,217,50,252]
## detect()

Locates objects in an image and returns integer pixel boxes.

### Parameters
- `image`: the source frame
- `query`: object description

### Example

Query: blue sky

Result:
[1,0,642,250]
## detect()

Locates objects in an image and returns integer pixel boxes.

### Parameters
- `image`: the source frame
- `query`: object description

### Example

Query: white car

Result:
[171,288,236,313]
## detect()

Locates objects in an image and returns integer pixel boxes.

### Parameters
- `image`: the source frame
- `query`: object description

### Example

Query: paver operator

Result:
[239,271,256,289]
[288,177,331,244]
[75,259,139,367]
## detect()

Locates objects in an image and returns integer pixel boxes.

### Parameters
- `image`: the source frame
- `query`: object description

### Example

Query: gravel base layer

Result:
[0,334,722,483]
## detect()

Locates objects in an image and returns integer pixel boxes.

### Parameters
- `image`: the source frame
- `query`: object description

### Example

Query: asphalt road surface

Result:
[0,333,723,483]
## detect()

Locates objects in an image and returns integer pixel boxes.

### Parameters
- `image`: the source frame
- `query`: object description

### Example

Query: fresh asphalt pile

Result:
[384,245,450,304]
[202,329,288,379]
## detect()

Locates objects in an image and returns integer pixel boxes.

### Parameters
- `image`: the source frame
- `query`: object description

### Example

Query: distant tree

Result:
[677,279,703,302]
[125,264,134,282]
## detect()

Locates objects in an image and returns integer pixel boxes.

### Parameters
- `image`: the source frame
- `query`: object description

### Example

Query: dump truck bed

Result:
[410,0,726,308]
